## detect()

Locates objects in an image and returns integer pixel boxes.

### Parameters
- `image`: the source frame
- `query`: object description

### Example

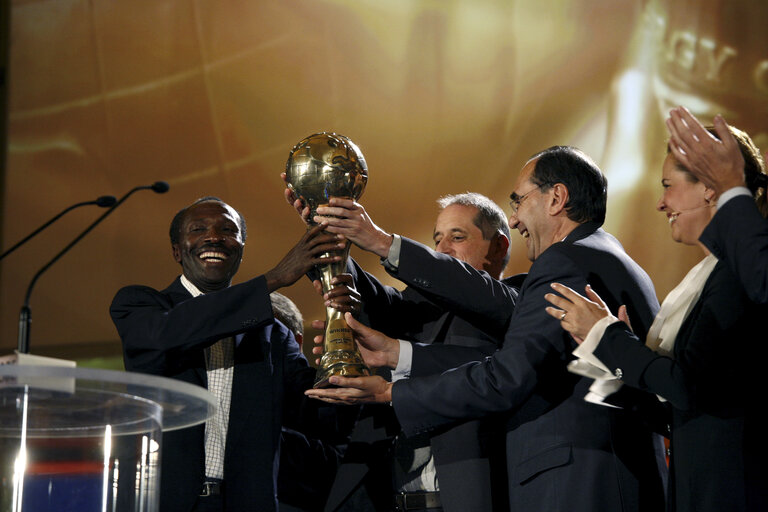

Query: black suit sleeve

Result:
[110,276,273,375]
[409,343,499,376]
[373,237,521,376]
[700,195,768,303]
[390,237,519,333]
[594,263,763,413]
[391,248,583,435]
[348,258,448,340]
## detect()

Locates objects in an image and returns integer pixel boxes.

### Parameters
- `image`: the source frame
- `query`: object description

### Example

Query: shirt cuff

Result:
[392,339,412,381]
[572,315,620,376]
[568,316,625,409]
[717,186,751,209]
[381,234,402,272]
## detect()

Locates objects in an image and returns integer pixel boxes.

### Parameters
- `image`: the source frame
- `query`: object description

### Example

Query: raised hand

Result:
[544,283,617,343]
[313,198,393,258]
[666,106,746,196]
[264,223,345,292]
[345,312,399,368]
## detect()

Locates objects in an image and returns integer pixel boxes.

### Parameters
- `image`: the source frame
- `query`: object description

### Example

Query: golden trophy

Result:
[285,132,371,388]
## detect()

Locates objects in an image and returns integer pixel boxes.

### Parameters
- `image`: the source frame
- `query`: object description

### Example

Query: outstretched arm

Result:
[111,277,274,375]
[392,237,519,332]
[264,223,346,292]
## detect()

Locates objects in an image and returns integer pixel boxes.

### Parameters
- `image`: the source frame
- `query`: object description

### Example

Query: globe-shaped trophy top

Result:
[285,133,368,222]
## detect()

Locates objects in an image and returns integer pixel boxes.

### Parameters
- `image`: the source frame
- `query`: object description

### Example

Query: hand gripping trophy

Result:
[285,133,371,388]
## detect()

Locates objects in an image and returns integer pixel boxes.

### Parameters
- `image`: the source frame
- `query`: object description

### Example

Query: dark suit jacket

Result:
[594,260,768,512]
[700,194,768,303]
[110,276,318,512]
[392,222,666,512]
[324,240,523,512]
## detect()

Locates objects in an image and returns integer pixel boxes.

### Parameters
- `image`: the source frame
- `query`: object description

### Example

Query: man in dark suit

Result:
[311,193,522,512]
[109,197,350,512]
[308,147,667,511]
[666,106,768,303]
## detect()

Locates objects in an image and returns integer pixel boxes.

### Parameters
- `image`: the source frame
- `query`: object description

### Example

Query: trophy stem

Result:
[313,235,370,388]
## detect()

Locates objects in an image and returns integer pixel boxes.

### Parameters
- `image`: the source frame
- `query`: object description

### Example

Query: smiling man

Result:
[110,196,350,512]
[308,147,668,512]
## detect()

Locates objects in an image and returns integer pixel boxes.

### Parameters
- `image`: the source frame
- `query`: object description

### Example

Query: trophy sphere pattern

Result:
[285,132,368,220]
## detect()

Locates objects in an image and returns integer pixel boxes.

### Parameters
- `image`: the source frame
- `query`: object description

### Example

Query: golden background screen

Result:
[1,0,766,363]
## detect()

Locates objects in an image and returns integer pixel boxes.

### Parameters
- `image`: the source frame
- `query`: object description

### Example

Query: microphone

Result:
[151,181,170,193]
[0,195,117,261]
[17,181,170,354]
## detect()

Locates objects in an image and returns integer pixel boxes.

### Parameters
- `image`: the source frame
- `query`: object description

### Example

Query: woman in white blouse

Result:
[544,116,768,512]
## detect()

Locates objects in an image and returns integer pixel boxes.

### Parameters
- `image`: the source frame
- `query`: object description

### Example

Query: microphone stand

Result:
[0,196,117,261]
[17,182,169,354]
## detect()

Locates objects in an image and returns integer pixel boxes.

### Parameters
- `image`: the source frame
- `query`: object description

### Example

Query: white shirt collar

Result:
[180,274,204,298]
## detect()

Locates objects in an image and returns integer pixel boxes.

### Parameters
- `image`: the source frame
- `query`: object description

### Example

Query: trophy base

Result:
[313,361,371,389]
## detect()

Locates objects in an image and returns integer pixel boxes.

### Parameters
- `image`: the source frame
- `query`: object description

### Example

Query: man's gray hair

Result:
[437,192,511,266]
[270,292,304,336]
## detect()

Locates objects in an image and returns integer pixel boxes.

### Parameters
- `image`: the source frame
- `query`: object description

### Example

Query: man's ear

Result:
[491,232,510,262]
[548,183,570,216]
[704,186,716,204]
[172,244,182,264]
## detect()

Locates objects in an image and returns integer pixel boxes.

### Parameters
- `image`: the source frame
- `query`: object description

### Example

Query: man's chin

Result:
[186,273,232,293]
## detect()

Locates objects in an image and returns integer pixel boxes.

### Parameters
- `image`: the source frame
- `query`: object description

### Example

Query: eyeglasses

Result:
[509,185,540,214]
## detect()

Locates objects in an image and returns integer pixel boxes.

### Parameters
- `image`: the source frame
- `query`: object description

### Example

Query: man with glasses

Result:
[509,185,538,211]
[308,146,667,512]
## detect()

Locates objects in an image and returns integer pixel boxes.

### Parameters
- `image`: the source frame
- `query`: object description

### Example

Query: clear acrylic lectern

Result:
[0,365,215,512]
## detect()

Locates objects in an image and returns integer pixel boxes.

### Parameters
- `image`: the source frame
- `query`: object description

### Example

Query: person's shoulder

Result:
[569,226,624,253]
[561,228,644,273]
[111,278,179,307]
[707,258,754,299]
[113,284,160,301]
[529,242,580,271]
